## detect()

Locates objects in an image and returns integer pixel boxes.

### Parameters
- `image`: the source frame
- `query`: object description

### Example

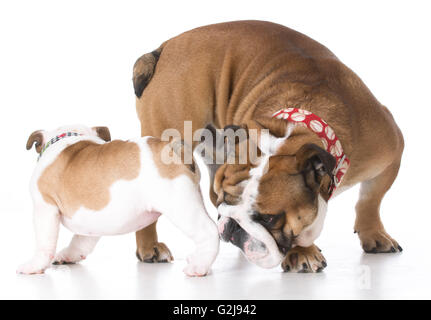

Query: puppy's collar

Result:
[272,108,350,199]
[38,132,82,161]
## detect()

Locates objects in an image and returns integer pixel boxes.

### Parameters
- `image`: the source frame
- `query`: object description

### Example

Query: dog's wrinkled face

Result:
[200,119,335,268]
[26,125,111,154]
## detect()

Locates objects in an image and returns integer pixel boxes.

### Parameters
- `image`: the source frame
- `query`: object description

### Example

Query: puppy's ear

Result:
[92,126,111,142]
[296,143,336,201]
[26,130,45,153]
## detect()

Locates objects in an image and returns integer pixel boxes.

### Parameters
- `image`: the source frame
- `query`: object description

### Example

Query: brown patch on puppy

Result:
[26,131,44,153]
[147,137,199,183]
[38,140,141,217]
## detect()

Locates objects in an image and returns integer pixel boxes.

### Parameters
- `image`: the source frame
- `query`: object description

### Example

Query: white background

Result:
[0,0,430,299]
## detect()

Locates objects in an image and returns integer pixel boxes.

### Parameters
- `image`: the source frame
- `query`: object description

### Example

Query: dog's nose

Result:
[219,218,242,242]
[276,233,293,255]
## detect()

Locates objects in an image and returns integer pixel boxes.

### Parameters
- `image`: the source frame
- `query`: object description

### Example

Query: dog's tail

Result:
[133,42,166,98]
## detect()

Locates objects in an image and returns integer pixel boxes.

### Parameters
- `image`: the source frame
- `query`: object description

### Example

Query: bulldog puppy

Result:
[133,21,404,272]
[17,125,219,276]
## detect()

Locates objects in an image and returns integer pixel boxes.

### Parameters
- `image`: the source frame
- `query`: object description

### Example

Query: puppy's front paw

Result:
[53,248,86,265]
[183,254,210,277]
[281,245,326,273]
[17,257,51,275]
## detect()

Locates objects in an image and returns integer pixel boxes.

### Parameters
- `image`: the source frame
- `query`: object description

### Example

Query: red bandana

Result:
[272,108,350,198]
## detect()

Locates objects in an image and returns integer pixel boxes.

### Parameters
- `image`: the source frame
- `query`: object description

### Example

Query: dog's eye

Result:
[260,214,274,224]
[256,212,284,227]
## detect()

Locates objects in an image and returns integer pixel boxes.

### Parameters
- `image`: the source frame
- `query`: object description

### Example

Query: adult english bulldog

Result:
[132,20,404,272]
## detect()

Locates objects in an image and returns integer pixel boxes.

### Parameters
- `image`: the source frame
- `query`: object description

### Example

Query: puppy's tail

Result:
[133,42,166,98]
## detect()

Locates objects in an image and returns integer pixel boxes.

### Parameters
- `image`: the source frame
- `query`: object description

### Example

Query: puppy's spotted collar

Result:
[272,108,350,199]
[38,132,82,161]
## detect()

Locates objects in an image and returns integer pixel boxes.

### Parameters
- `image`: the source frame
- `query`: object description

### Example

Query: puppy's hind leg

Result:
[53,235,99,265]
[164,194,219,277]
[17,203,60,274]
[354,159,402,253]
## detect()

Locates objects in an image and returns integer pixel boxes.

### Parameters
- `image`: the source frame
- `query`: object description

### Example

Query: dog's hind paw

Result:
[357,228,402,253]
[136,242,173,263]
[53,248,86,265]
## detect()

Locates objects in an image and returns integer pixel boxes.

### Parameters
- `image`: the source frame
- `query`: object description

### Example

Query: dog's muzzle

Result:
[217,216,283,268]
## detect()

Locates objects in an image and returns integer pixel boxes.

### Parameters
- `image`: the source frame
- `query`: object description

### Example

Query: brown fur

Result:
[281,244,326,272]
[134,21,404,264]
[92,126,111,142]
[147,137,199,183]
[26,131,44,153]
[38,140,140,217]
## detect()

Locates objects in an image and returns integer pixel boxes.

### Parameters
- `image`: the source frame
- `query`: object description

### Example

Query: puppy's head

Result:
[26,125,111,154]
[201,118,335,268]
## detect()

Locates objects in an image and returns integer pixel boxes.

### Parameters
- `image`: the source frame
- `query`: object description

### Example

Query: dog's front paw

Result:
[17,256,51,275]
[183,254,210,277]
[136,242,173,263]
[53,248,86,265]
[356,228,402,253]
[281,245,326,273]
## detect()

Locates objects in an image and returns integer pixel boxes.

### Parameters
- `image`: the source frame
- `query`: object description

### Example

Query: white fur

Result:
[18,126,219,277]
[54,235,99,264]
[217,126,295,268]
[217,123,331,267]
[295,195,327,247]
[218,153,283,268]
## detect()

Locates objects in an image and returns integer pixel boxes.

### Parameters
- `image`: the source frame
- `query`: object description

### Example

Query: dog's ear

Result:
[213,163,228,206]
[222,124,249,161]
[245,119,290,155]
[296,143,336,201]
[197,123,248,164]
[197,124,223,165]
[26,130,45,153]
[92,126,111,142]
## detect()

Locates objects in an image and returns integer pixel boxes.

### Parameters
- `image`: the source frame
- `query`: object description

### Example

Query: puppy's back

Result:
[38,140,141,217]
